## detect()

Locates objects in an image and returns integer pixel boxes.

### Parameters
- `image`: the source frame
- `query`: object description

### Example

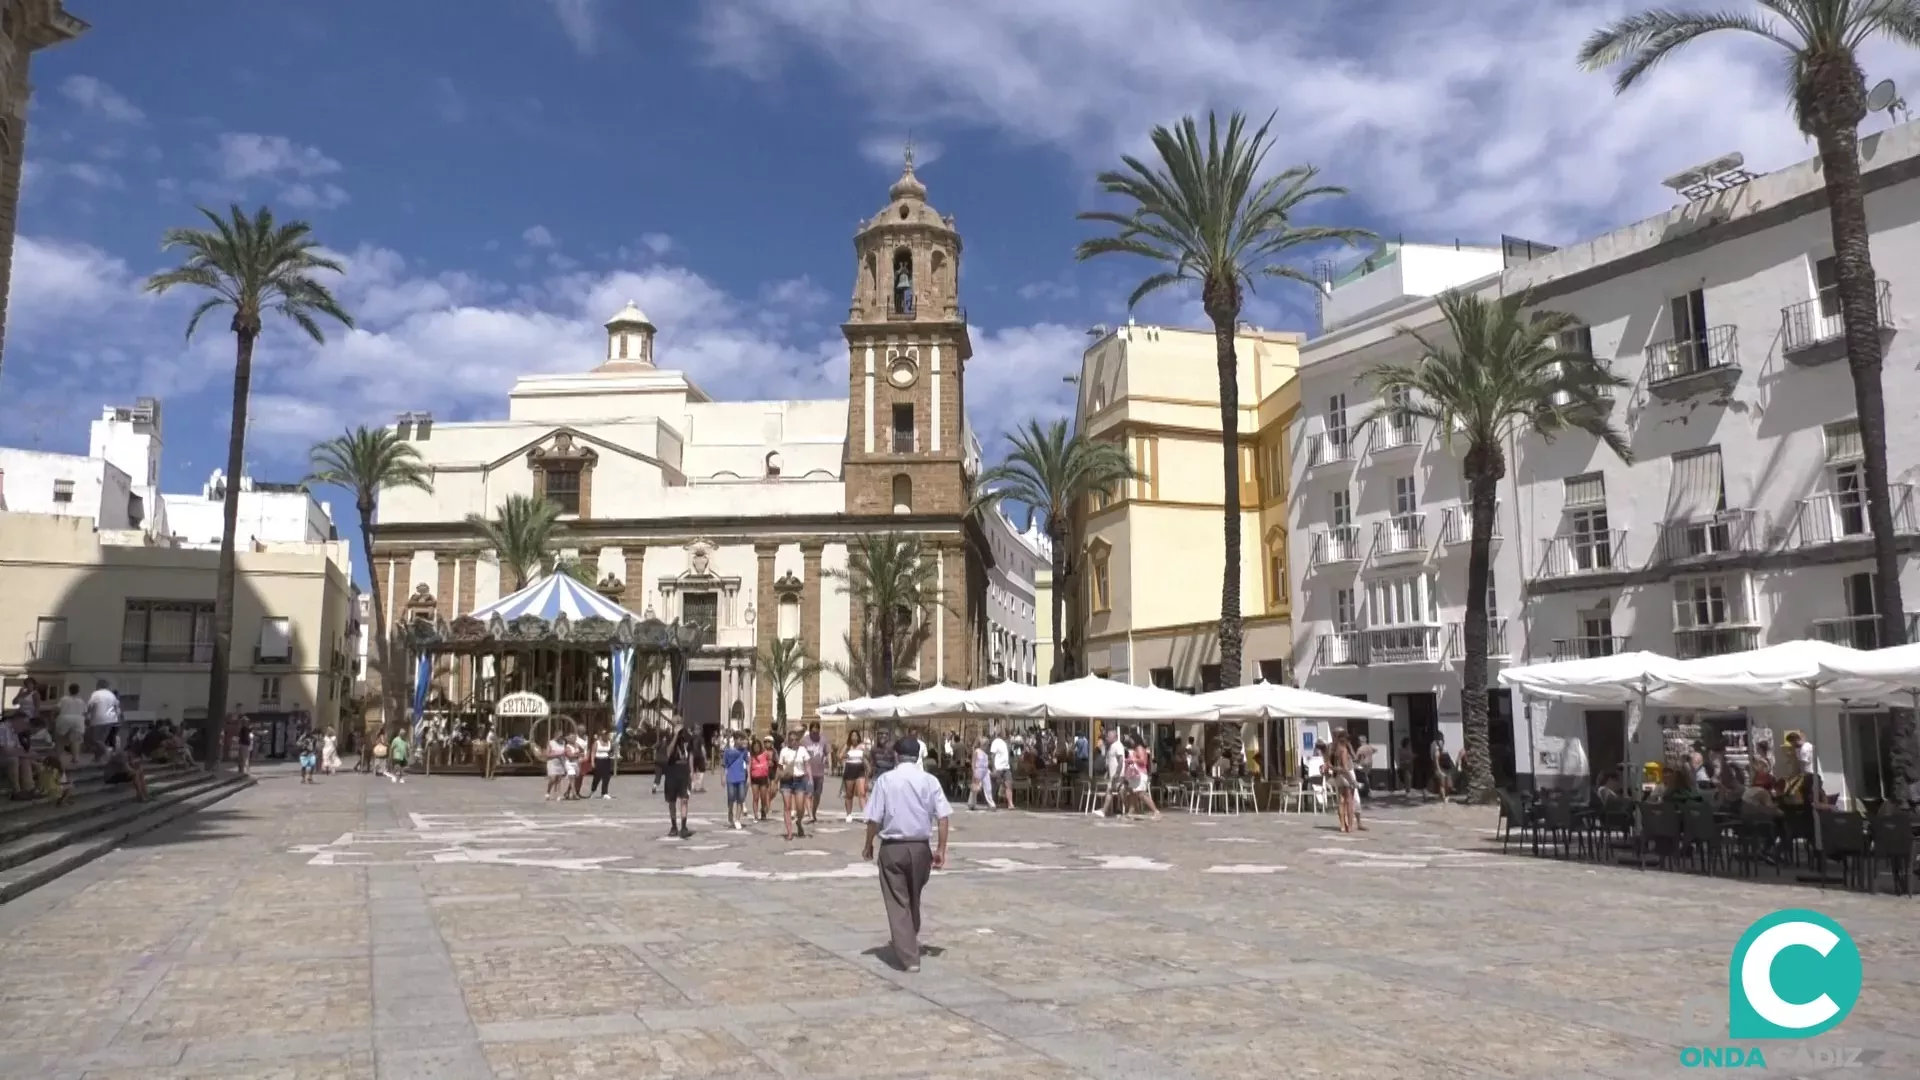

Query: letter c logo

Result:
[1741,922,1840,1030]
[1728,910,1861,1040]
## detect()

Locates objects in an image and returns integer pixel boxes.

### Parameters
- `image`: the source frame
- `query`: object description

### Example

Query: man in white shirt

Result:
[1101,729,1126,815]
[862,737,950,972]
[988,731,1013,810]
[85,680,121,759]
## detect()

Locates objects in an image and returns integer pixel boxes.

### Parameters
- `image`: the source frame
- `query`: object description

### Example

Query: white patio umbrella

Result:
[1500,651,1690,790]
[822,684,976,723]
[962,680,1051,719]
[1032,675,1220,722]
[1196,682,1393,722]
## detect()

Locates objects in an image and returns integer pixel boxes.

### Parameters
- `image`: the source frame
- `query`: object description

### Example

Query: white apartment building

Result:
[1292,118,1920,803]
[981,505,1045,685]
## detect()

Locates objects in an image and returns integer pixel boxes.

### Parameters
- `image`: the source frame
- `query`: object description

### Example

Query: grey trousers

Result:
[877,839,933,965]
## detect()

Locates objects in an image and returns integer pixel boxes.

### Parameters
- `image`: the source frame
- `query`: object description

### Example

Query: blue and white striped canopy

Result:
[469,573,639,624]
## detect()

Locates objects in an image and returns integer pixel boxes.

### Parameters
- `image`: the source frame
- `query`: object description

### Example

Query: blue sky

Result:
[14,0,1920,583]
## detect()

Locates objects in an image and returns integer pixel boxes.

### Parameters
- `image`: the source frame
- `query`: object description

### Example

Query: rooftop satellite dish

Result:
[1867,78,1898,114]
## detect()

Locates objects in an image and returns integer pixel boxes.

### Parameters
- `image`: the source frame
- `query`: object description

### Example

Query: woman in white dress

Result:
[320,729,340,775]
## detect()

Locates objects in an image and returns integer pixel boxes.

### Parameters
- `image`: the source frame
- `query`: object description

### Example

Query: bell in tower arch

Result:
[892,249,914,316]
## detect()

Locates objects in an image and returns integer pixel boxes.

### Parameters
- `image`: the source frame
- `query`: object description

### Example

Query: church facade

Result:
[369,159,989,732]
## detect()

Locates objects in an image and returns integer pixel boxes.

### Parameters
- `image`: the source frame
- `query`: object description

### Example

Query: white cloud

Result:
[213,133,342,182]
[58,75,145,123]
[202,133,349,213]
[429,76,467,123]
[3,231,1080,467]
[859,133,943,171]
[698,0,1920,242]
[522,225,557,248]
[641,232,674,255]
[547,0,602,54]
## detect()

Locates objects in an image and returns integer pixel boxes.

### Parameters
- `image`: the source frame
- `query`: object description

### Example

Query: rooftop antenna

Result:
[1866,78,1908,124]
[1661,151,1756,202]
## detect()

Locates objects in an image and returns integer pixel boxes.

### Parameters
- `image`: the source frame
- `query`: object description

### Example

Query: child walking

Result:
[723,731,750,830]
[298,731,319,784]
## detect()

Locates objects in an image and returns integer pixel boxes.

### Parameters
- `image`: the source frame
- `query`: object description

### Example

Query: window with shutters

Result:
[121,600,216,664]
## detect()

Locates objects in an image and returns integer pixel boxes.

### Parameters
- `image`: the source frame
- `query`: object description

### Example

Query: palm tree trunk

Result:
[1207,306,1244,686]
[1047,521,1069,683]
[202,329,257,769]
[357,505,393,751]
[879,614,896,696]
[1460,459,1501,804]
[1813,111,1919,805]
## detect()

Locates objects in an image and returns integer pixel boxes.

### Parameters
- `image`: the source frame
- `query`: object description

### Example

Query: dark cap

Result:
[894,736,921,760]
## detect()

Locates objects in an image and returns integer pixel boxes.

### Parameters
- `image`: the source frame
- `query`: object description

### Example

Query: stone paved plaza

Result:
[0,767,1915,1079]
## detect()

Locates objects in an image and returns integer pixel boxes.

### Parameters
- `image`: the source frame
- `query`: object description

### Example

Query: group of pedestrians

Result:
[541,724,615,802]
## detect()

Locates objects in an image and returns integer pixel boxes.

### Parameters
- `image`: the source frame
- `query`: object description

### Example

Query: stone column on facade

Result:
[941,540,970,688]
[800,542,824,715]
[620,547,647,615]
[753,543,777,729]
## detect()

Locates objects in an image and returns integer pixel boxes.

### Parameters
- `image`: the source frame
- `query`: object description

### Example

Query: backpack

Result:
[374,741,389,759]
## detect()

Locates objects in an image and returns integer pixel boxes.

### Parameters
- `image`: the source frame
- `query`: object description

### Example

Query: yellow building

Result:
[0,511,357,751]
[1069,320,1301,690]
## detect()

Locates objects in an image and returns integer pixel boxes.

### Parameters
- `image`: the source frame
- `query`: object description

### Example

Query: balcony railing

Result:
[1539,530,1628,578]
[1440,504,1502,546]
[254,647,293,666]
[1317,630,1364,667]
[892,430,917,453]
[1646,325,1739,391]
[1372,419,1422,453]
[1310,525,1361,566]
[27,640,70,665]
[1374,513,1426,556]
[1674,625,1762,660]
[1552,635,1630,661]
[1809,612,1920,650]
[1782,281,1892,363]
[1366,625,1443,664]
[1795,484,1915,547]
[1656,509,1762,563]
[1307,432,1355,468]
[122,641,215,664]
[1448,618,1510,659]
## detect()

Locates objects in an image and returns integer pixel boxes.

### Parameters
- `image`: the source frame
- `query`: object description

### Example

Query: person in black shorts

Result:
[660,721,694,839]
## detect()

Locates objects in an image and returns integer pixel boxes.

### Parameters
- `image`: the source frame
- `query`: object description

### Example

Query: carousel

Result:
[395,573,706,776]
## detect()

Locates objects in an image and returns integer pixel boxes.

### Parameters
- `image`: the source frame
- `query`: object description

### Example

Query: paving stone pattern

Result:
[0,766,1915,1078]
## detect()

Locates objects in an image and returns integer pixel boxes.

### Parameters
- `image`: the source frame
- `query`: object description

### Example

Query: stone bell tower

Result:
[843,144,973,519]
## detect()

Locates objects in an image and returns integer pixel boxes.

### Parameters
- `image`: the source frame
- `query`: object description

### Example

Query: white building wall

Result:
[981,506,1042,684]
[1294,115,1920,803]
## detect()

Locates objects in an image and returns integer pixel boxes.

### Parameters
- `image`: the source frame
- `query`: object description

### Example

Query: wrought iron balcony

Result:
[1307,432,1355,468]
[1310,525,1361,566]
[1365,625,1443,665]
[1317,630,1365,668]
[1646,325,1739,397]
[1655,509,1762,564]
[1448,618,1511,660]
[1538,530,1628,578]
[1373,513,1426,557]
[1371,418,1422,454]
[27,640,70,666]
[122,641,215,664]
[1673,625,1761,660]
[1551,635,1630,661]
[1440,504,1502,546]
[254,647,293,666]
[1781,281,1892,365]
[1794,484,1915,547]
[1808,612,1920,650]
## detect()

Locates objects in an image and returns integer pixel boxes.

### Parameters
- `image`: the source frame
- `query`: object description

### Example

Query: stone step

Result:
[0,773,251,896]
[0,766,222,851]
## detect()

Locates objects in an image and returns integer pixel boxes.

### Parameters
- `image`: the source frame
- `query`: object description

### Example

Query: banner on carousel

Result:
[411,652,431,741]
[494,691,551,719]
[610,646,635,747]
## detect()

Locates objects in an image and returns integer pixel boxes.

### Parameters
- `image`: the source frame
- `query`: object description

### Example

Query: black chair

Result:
[1594,799,1637,861]
[1638,803,1683,871]
[1497,790,1543,855]
[1815,811,1872,891]
[1731,807,1781,879]
[1540,797,1585,859]
[1679,805,1728,875]
[1869,813,1916,896]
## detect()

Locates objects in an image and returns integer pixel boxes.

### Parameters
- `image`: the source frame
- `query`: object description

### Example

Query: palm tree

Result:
[970,419,1134,682]
[1077,111,1371,686]
[1580,0,1920,802]
[145,205,353,766]
[826,533,946,694]
[755,637,824,740]
[464,494,586,590]
[306,425,432,742]
[1364,291,1630,803]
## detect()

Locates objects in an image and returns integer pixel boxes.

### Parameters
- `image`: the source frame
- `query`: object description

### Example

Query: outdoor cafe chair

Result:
[1678,805,1729,876]
[1816,811,1873,892]
[1495,790,1543,855]
[1637,803,1683,871]
[1868,813,1915,896]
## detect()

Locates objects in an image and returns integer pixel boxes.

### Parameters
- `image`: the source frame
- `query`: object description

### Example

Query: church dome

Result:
[888,162,927,203]
[605,300,653,329]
